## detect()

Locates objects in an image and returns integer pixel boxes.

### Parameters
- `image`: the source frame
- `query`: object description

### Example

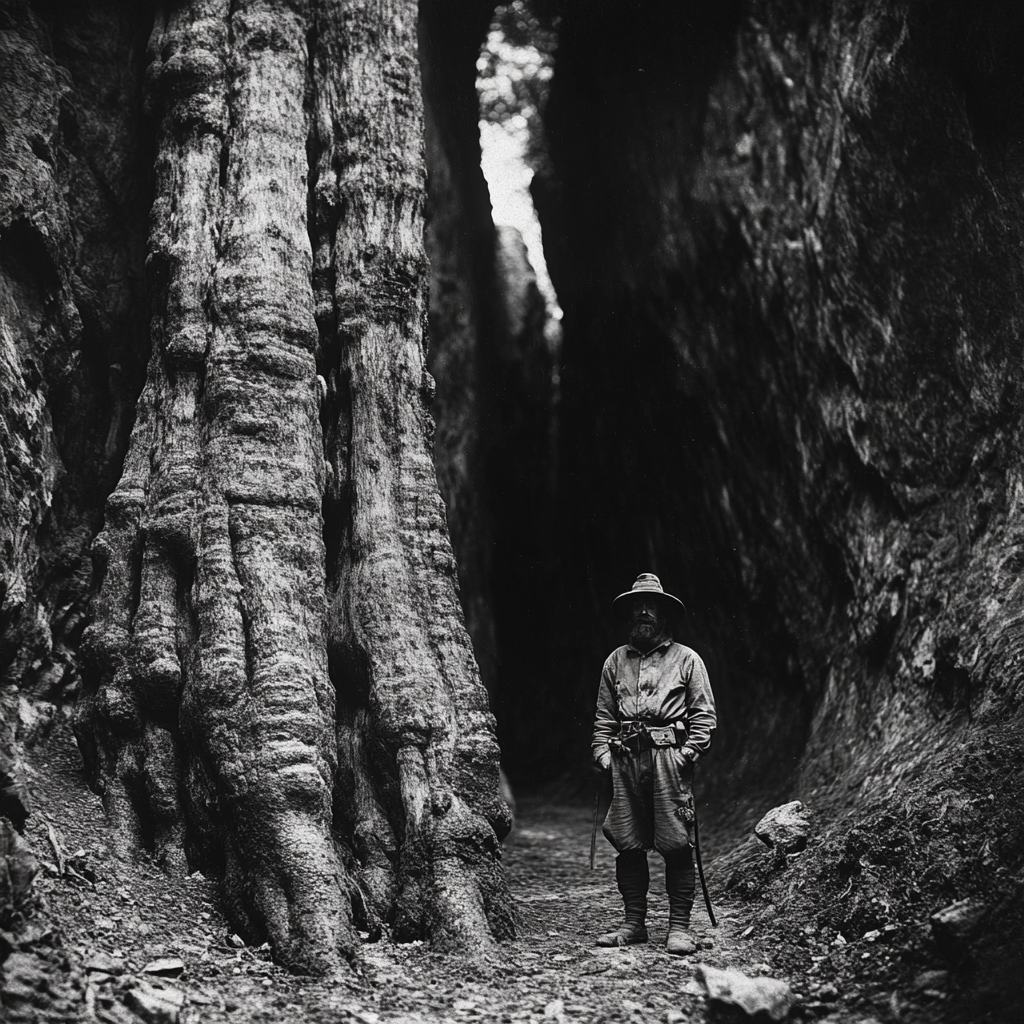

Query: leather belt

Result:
[616,720,686,753]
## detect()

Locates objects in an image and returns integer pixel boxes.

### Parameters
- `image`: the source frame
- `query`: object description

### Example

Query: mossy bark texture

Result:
[68,0,511,974]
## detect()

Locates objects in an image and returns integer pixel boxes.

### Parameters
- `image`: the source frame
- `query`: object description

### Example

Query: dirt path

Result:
[4,722,902,1023]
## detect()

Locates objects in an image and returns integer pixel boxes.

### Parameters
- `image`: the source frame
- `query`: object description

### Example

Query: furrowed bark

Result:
[73,0,512,973]
[78,0,349,973]
[311,0,513,948]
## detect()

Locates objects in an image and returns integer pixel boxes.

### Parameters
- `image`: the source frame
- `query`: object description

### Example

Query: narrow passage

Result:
[13,724,849,1024]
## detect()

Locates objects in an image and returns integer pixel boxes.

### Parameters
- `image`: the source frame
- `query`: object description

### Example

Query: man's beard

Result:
[628,619,661,649]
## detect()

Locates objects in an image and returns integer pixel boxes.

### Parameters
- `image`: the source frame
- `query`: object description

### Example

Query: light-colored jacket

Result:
[592,638,717,768]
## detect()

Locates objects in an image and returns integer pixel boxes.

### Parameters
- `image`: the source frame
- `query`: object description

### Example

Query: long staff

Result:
[692,772,717,927]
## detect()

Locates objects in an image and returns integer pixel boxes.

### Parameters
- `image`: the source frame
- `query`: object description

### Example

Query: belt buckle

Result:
[648,725,675,747]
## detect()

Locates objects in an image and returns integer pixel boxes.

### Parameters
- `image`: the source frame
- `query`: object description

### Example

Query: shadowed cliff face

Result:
[425,0,1024,803]
[421,0,560,775]
[0,1,152,729]
[533,0,1024,802]
[425,0,1023,1008]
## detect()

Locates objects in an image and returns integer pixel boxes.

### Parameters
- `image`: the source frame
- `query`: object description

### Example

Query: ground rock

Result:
[754,802,810,853]
[930,898,987,958]
[86,950,126,975]
[4,920,55,953]
[696,964,795,1021]
[141,956,184,976]
[17,697,56,747]
[0,744,30,831]
[0,819,39,926]
[123,981,185,1024]
[911,969,949,993]
[0,950,50,1004]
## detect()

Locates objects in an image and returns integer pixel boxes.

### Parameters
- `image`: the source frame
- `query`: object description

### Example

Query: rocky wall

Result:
[0,0,152,804]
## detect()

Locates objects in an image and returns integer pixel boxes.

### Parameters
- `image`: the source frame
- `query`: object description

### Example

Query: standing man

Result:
[592,573,717,955]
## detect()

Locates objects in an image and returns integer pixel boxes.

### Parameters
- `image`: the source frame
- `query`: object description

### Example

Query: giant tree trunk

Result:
[55,0,513,975]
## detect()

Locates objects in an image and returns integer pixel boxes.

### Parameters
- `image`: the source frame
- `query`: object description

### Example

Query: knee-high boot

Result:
[595,850,649,946]
[664,848,697,954]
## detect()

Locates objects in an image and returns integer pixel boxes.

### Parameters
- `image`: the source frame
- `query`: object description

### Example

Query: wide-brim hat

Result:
[612,573,686,619]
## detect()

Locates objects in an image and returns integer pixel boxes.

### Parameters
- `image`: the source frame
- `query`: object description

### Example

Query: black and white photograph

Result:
[1,1,1021,1022]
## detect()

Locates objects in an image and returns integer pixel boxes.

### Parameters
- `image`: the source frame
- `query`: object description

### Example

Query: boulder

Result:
[930,898,987,958]
[85,950,126,975]
[141,956,185,977]
[695,964,796,1021]
[123,982,185,1024]
[912,969,949,993]
[0,951,50,1003]
[754,802,810,853]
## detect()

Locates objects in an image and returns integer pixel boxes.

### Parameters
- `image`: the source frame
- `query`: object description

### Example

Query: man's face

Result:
[627,596,667,647]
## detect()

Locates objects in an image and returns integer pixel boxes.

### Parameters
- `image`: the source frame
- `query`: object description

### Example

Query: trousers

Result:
[603,747,695,855]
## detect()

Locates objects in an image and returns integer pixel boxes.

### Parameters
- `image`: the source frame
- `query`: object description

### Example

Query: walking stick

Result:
[590,763,615,870]
[692,772,717,927]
